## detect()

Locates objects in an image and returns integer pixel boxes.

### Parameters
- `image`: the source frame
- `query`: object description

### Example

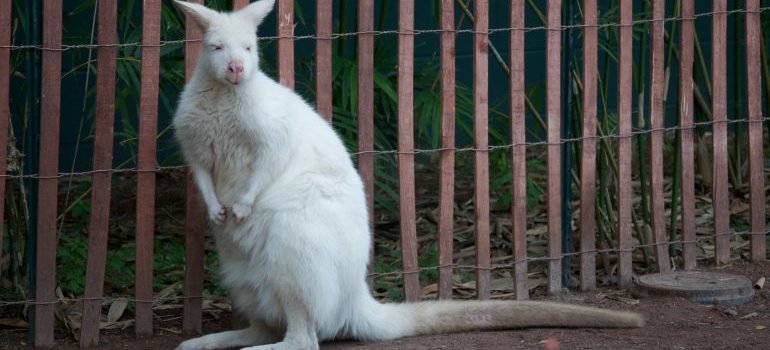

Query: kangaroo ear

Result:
[174,0,220,31]
[236,0,276,28]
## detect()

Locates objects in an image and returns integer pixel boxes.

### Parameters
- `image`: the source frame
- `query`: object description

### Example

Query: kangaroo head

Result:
[174,0,275,86]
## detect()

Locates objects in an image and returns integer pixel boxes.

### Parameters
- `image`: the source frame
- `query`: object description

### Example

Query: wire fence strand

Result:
[2,7,768,51]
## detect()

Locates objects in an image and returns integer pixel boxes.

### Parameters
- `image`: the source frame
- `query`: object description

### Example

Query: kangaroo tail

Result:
[351,297,644,341]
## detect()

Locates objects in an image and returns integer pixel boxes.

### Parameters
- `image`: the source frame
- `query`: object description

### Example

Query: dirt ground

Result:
[2,261,770,349]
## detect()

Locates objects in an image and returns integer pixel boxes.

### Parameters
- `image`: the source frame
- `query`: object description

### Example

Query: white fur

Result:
[172,1,643,350]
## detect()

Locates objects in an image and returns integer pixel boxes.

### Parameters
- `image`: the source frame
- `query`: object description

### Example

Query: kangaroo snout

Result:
[227,60,245,84]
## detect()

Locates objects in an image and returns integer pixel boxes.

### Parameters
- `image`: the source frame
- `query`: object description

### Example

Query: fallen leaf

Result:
[107,299,128,323]
[0,318,28,328]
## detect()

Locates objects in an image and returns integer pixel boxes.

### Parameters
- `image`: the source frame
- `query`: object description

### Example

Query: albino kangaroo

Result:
[172,1,644,349]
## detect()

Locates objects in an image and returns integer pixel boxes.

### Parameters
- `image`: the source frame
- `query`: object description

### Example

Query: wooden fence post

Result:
[545,0,563,294]
[276,0,294,89]
[510,0,528,300]
[437,0,456,301]
[711,0,730,265]
[648,0,671,272]
[616,0,633,288]
[182,0,205,336]
[745,0,765,261]
[579,0,598,291]
[80,0,118,346]
[679,0,696,270]
[135,0,162,338]
[397,0,420,302]
[35,0,62,346]
[357,0,375,275]
[316,0,333,122]
[473,0,490,300]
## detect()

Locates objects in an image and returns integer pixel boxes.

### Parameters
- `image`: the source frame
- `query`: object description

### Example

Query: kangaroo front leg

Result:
[230,167,263,221]
[191,164,226,224]
[241,304,318,350]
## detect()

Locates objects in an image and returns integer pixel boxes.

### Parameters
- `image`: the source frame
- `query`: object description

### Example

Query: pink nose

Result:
[227,60,245,83]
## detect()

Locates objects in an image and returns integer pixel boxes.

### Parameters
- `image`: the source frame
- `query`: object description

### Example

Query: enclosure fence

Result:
[0,0,768,348]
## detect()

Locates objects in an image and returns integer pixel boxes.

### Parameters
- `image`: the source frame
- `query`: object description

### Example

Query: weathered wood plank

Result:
[316,0,333,122]
[438,0,456,301]
[648,0,671,272]
[579,0,597,291]
[135,0,162,338]
[276,0,294,89]
[711,0,730,265]
[80,0,118,346]
[545,0,563,294]
[35,0,63,346]
[231,0,249,10]
[616,0,633,288]
[182,0,205,335]
[473,0,490,300]
[679,0,696,270]
[398,0,419,302]
[745,0,765,261]
[0,0,11,281]
[357,0,375,262]
[509,0,528,300]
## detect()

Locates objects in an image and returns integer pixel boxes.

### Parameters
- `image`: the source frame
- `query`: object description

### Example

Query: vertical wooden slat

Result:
[0,0,11,275]
[745,0,766,261]
[34,0,62,347]
[679,0,696,270]
[473,0,490,300]
[437,0,455,301]
[509,0,528,300]
[648,0,671,272]
[545,0,562,294]
[182,0,205,336]
[579,0,597,291]
[398,0,419,302]
[231,0,249,10]
[616,0,633,288]
[80,1,118,346]
[135,0,161,338]
[357,0,375,259]
[711,0,730,265]
[276,0,294,89]
[315,0,333,122]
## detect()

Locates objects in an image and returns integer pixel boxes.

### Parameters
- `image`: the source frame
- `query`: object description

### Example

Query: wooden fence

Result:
[0,0,767,347]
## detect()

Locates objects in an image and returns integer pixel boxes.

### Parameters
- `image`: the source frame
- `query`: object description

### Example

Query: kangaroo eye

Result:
[211,44,223,51]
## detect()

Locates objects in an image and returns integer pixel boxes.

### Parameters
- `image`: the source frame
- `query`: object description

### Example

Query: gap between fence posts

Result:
[80,0,118,346]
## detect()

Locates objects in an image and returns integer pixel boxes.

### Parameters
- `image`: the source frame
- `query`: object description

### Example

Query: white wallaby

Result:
[172,1,644,349]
